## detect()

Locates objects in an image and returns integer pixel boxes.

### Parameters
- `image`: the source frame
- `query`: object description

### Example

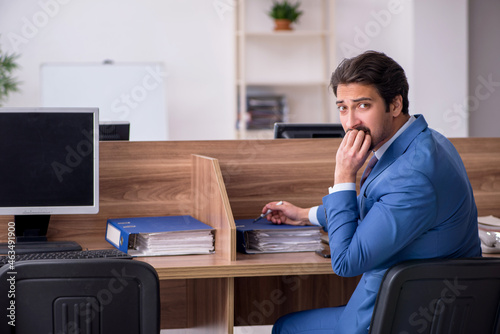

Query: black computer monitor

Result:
[274,123,345,138]
[0,108,99,254]
[99,121,130,141]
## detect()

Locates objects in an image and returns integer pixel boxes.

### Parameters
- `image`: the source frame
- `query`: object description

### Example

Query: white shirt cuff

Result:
[328,183,356,194]
[309,184,356,227]
[308,206,321,226]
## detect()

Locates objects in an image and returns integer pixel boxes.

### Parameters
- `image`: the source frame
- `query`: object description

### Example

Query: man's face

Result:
[336,83,396,151]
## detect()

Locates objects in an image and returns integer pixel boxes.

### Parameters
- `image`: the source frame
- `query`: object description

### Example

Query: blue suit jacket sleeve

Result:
[316,204,328,229]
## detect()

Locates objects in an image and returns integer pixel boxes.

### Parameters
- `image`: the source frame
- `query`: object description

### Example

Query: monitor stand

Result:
[0,215,82,255]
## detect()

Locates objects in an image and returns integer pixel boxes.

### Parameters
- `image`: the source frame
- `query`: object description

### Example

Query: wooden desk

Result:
[1,138,499,333]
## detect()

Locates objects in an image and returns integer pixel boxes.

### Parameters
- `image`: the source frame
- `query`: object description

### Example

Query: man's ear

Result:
[390,95,403,117]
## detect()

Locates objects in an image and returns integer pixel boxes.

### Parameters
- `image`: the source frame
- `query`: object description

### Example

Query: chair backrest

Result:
[0,259,160,334]
[369,257,500,334]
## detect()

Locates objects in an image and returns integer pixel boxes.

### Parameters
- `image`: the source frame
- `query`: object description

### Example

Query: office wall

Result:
[334,0,414,123]
[336,0,468,137]
[0,0,236,140]
[413,0,468,137]
[468,0,500,137]
[0,0,483,139]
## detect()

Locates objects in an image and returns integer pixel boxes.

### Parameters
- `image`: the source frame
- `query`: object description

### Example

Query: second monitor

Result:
[274,123,345,139]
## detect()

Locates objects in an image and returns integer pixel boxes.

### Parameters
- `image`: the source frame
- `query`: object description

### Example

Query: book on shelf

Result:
[235,219,323,254]
[237,95,289,130]
[105,215,215,257]
[247,95,284,108]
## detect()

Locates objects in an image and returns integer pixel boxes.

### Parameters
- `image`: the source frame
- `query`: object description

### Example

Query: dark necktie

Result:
[360,155,378,188]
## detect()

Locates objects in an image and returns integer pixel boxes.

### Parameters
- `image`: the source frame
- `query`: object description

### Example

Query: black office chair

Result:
[0,259,160,334]
[369,257,500,334]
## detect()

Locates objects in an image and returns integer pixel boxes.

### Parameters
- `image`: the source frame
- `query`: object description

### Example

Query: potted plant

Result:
[0,41,20,106]
[268,0,303,31]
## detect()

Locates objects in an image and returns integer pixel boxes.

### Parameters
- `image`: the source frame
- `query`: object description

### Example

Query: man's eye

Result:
[359,103,369,109]
[338,105,347,112]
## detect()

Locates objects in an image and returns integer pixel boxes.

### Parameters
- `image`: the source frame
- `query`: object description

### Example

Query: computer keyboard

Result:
[0,248,132,266]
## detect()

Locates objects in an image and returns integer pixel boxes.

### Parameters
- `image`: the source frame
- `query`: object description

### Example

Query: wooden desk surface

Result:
[137,251,334,280]
[136,249,499,280]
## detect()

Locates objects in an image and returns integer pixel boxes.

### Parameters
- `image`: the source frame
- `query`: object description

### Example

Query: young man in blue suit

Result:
[261,50,481,333]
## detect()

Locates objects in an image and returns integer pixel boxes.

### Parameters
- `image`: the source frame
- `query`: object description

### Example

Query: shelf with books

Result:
[235,0,336,139]
[237,94,288,133]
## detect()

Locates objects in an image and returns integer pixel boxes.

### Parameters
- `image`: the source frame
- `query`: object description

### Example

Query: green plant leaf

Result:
[0,37,21,106]
[268,0,303,23]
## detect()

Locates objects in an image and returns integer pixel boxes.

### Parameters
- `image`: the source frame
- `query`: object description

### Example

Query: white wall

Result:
[1,0,472,139]
[413,0,468,137]
[335,0,468,137]
[334,0,414,123]
[0,0,236,140]
[468,0,500,137]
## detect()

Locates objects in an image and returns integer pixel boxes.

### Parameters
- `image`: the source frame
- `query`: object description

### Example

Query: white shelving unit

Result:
[236,0,336,139]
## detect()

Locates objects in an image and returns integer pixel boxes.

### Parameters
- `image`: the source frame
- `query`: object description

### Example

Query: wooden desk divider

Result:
[191,154,236,262]
[190,154,235,334]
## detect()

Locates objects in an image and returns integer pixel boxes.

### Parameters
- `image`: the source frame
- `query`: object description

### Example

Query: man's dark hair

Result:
[330,51,409,115]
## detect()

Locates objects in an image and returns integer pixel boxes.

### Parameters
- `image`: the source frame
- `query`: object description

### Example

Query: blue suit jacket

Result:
[318,115,481,333]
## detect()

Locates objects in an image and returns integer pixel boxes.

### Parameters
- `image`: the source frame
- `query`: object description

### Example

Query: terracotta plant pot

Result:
[274,19,292,31]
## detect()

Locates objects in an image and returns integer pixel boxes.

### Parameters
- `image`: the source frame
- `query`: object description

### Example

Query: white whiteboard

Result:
[41,62,168,141]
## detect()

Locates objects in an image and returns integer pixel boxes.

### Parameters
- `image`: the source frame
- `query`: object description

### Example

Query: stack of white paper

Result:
[131,230,215,256]
[236,219,323,254]
[105,215,215,257]
[248,229,323,253]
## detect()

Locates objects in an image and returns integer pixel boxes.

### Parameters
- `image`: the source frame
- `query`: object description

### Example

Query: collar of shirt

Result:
[373,115,416,160]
